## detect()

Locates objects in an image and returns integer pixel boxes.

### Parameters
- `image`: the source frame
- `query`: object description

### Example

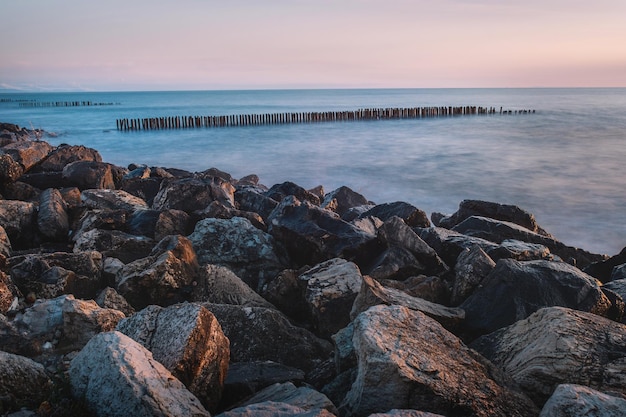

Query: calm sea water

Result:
[1,88,625,255]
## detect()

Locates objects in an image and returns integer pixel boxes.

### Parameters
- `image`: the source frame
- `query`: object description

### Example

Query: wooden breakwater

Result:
[116,106,535,131]
[18,100,120,108]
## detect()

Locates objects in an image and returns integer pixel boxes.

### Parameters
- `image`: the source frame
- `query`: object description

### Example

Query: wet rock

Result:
[235,187,279,221]
[0,351,52,412]
[539,384,626,417]
[471,307,626,406]
[0,154,24,183]
[69,331,210,417]
[116,235,199,310]
[95,286,135,317]
[339,305,537,417]
[460,259,613,338]
[238,382,337,414]
[0,200,37,249]
[358,201,430,228]
[73,229,154,263]
[350,274,464,331]
[37,188,69,241]
[267,196,377,268]
[298,258,363,338]
[81,188,149,212]
[192,264,274,308]
[2,140,53,172]
[189,217,284,290]
[117,303,229,411]
[451,245,496,305]
[201,303,333,376]
[152,177,235,212]
[62,161,116,190]
[321,186,369,217]
[216,402,336,417]
[266,181,321,206]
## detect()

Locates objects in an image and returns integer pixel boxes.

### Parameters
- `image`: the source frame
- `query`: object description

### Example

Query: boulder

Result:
[471,307,626,406]
[259,268,310,323]
[215,402,336,417]
[0,294,123,356]
[16,171,67,190]
[32,144,101,172]
[321,186,369,217]
[73,229,154,263]
[62,160,116,190]
[195,200,266,231]
[604,278,626,309]
[0,225,12,268]
[189,217,284,290]
[152,177,235,212]
[71,209,128,242]
[266,181,321,206]
[116,303,229,411]
[81,188,149,211]
[611,263,626,281]
[2,140,53,172]
[37,188,69,241]
[417,226,501,267]
[267,196,377,268]
[460,259,613,338]
[0,153,24,183]
[237,382,337,414]
[0,200,37,249]
[584,247,626,283]
[487,239,553,262]
[298,258,363,338]
[350,275,464,331]
[2,180,41,201]
[0,272,17,314]
[95,287,135,317]
[192,264,275,308]
[0,351,52,412]
[452,215,606,268]
[339,305,537,417]
[10,251,104,300]
[450,245,496,305]
[235,187,279,221]
[69,331,210,417]
[378,275,448,304]
[201,303,333,376]
[539,384,626,417]
[116,235,199,310]
[358,201,430,228]
[119,177,162,206]
[369,411,447,417]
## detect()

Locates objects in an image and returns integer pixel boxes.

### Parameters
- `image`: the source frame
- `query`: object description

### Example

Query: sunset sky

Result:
[1,0,625,91]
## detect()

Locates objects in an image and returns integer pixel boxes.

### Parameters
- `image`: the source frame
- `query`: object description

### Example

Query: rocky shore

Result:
[0,121,625,417]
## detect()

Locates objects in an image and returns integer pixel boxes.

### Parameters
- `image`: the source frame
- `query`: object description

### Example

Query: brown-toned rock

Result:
[152,177,235,212]
[0,200,37,249]
[358,201,430,228]
[33,144,101,172]
[37,188,69,241]
[2,140,53,172]
[62,160,116,190]
[81,188,148,212]
[0,153,24,183]
[321,186,369,217]
[95,287,135,317]
[266,181,321,206]
[0,350,53,412]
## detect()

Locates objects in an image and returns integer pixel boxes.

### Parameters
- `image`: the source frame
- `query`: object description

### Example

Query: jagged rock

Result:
[16,171,66,190]
[417,226,501,267]
[298,259,363,338]
[0,200,37,249]
[259,268,310,323]
[10,251,104,299]
[116,235,199,310]
[73,229,154,263]
[460,259,613,338]
[69,331,210,417]
[0,154,24,183]
[61,161,116,190]
[0,351,52,412]
[81,188,149,211]
[339,305,537,417]
[116,303,229,411]
[95,287,135,317]
[235,187,279,221]
[452,215,606,268]
[37,188,69,241]
[123,165,151,180]
[2,140,53,172]
[119,177,162,206]
[539,384,626,417]
[471,307,626,406]
[308,185,325,200]
[0,225,11,268]
[350,275,464,331]
[321,186,369,217]
[32,144,101,172]
[604,278,626,311]
[451,245,496,305]
[611,263,626,280]
[364,216,447,280]
[189,217,284,290]
[197,167,235,183]
[369,411,447,417]
[152,177,235,212]
[71,209,128,242]
[192,264,275,308]
[238,382,338,414]
[350,216,382,236]
[222,361,306,407]
[267,196,377,268]
[341,205,375,222]
[584,247,626,283]
[358,201,430,228]
[59,186,81,208]
[266,181,321,206]
[488,239,553,262]
[0,295,123,356]
[436,199,552,236]
[379,275,448,304]
[201,303,333,376]
[215,401,336,417]
[195,200,266,231]
[2,180,41,201]
[238,173,260,186]
[0,272,17,314]
[125,208,190,240]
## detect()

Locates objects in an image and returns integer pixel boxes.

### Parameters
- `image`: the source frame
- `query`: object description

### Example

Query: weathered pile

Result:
[0,121,625,417]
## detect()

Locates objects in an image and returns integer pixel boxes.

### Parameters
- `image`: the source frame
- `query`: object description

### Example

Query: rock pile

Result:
[0,122,625,417]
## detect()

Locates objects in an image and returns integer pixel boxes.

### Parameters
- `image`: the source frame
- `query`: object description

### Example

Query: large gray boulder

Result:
[417,226,501,267]
[460,259,613,338]
[0,350,52,412]
[338,305,537,417]
[539,384,626,417]
[116,303,229,411]
[73,229,155,263]
[471,307,626,406]
[69,331,210,417]
[451,245,496,305]
[189,216,284,290]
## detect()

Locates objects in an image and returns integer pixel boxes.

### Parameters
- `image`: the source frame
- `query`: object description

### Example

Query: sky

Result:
[1,0,625,91]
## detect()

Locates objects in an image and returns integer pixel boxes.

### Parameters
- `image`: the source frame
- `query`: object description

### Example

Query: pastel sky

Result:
[1,0,625,91]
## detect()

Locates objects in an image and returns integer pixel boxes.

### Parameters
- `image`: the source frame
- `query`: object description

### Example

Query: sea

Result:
[1,88,625,256]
